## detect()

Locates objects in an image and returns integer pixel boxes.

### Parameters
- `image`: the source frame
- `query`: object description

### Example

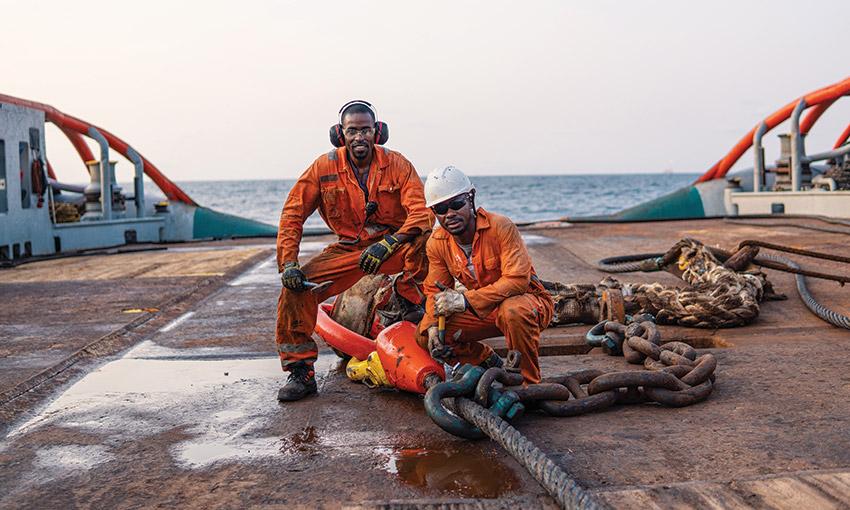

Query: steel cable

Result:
[596,253,663,273]
[761,254,850,330]
[454,396,607,510]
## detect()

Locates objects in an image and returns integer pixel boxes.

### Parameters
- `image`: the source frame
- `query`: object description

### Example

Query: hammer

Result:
[304,280,333,294]
[432,282,453,361]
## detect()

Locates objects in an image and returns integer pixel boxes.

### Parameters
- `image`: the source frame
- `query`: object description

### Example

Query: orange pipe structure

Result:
[696,76,850,183]
[314,303,376,361]
[835,123,850,149]
[800,98,836,135]
[59,126,95,163]
[0,93,195,205]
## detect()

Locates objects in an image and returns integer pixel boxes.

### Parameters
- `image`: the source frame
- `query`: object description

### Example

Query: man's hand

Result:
[359,234,400,274]
[281,261,307,292]
[434,288,467,317]
[427,326,451,359]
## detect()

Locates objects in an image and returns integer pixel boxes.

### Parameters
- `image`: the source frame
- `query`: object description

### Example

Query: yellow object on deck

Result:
[345,351,391,388]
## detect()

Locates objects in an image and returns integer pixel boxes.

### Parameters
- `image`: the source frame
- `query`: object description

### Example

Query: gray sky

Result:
[3,0,849,182]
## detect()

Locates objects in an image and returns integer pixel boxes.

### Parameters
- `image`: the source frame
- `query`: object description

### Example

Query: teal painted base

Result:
[608,185,706,221]
[192,207,277,239]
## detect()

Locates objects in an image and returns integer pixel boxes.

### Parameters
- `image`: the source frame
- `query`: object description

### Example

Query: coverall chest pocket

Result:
[375,183,401,221]
[320,186,346,219]
[478,256,500,285]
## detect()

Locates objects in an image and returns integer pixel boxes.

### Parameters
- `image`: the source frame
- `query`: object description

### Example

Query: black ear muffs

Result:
[329,124,346,148]
[328,121,390,148]
[374,121,389,145]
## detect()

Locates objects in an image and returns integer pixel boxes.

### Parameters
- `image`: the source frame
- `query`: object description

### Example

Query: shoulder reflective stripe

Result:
[277,341,318,354]
[327,150,338,161]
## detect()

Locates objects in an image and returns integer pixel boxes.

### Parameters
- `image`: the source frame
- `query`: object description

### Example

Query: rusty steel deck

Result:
[1,218,849,509]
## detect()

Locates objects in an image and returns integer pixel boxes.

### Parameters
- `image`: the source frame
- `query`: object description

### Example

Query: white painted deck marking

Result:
[521,234,553,246]
[158,311,195,332]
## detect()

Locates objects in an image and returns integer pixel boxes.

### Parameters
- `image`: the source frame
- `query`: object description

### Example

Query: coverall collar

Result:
[473,207,490,232]
[435,207,490,241]
[338,145,390,172]
[445,207,491,282]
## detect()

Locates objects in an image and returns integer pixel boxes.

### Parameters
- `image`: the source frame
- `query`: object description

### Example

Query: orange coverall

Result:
[276,146,432,370]
[417,208,553,383]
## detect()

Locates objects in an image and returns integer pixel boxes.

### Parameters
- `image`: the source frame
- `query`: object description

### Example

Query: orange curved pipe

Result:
[800,98,836,135]
[0,93,195,205]
[60,126,95,163]
[314,303,376,361]
[835,123,850,149]
[696,76,850,183]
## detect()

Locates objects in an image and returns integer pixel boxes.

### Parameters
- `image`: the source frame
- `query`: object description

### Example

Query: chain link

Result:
[536,315,716,416]
[426,314,717,434]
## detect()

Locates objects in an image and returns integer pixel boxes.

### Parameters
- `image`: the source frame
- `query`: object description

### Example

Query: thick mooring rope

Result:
[591,238,850,329]
[630,240,765,328]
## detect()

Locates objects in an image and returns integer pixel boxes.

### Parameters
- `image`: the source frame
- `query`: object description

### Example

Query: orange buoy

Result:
[376,321,445,394]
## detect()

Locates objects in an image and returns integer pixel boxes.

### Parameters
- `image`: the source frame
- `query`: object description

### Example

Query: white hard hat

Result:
[424,165,474,208]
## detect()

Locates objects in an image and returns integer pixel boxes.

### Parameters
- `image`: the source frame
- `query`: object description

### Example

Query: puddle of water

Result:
[35,444,113,473]
[379,444,520,498]
[177,437,282,467]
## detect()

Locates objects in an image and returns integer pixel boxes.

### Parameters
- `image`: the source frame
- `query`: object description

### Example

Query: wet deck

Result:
[1,217,849,509]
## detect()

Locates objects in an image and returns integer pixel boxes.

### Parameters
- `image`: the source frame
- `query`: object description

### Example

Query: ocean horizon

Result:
[145,173,701,227]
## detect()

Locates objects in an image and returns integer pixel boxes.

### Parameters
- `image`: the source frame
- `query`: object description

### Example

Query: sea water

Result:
[174,174,700,228]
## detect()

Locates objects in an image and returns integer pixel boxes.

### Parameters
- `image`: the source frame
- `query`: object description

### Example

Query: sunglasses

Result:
[431,197,468,215]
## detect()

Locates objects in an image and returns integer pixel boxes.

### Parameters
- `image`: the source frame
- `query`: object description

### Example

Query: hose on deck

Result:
[596,253,663,273]
[762,254,850,330]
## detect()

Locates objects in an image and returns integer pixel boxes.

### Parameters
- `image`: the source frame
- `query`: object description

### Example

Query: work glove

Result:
[359,234,400,274]
[427,326,452,360]
[281,261,307,292]
[434,288,467,317]
[427,326,442,354]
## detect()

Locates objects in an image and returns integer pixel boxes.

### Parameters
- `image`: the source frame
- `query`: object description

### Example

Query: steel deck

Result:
[1,218,849,509]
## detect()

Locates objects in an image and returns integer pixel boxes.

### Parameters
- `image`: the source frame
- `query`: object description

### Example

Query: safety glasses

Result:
[431,197,468,215]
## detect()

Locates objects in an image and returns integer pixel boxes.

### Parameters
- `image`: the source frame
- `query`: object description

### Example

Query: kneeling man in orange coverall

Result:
[417,166,554,384]
[276,100,432,401]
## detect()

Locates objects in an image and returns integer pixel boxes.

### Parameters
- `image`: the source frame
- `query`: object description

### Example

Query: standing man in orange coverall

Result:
[417,166,553,384]
[276,100,432,401]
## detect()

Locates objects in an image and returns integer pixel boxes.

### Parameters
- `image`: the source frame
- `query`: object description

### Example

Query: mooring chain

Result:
[425,315,717,437]
[422,321,714,509]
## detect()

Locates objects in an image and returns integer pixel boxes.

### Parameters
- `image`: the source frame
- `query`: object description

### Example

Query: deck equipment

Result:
[0,94,276,263]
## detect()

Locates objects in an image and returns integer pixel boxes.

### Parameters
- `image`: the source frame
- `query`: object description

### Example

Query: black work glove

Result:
[358,234,400,274]
[281,261,307,292]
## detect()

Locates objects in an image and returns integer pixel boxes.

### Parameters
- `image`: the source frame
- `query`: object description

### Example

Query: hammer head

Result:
[304,280,333,294]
